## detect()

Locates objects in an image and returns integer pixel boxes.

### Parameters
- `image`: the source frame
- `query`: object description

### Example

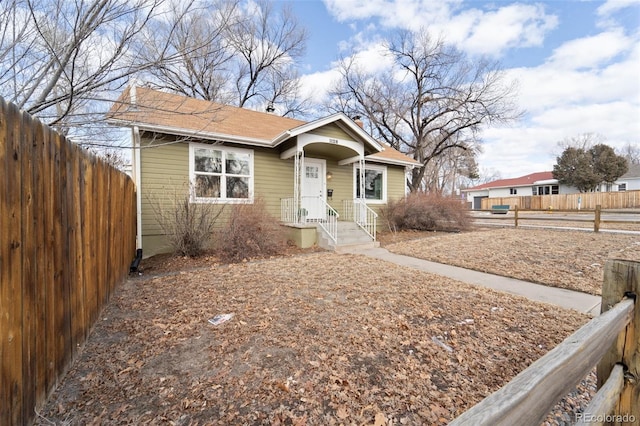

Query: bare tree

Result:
[142,0,309,116]
[225,0,307,112]
[618,142,640,166]
[554,133,605,154]
[140,0,239,104]
[0,0,169,139]
[329,29,521,192]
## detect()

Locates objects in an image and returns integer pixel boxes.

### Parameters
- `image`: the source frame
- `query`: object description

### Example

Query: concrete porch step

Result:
[316,221,377,251]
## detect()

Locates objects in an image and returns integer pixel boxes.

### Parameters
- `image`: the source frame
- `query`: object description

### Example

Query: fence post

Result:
[594,204,601,233]
[597,259,640,424]
[514,205,519,228]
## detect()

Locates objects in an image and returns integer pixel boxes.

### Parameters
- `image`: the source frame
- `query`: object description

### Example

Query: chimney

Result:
[353,115,363,128]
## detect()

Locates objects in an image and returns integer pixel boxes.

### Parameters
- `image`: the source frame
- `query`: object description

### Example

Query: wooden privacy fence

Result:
[481,190,640,210]
[0,97,136,425]
[451,259,640,425]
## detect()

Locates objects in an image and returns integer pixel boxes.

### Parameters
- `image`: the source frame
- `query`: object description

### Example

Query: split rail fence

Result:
[476,205,640,233]
[451,259,640,425]
[0,97,137,425]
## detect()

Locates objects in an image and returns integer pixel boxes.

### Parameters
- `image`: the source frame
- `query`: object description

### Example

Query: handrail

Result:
[343,199,377,240]
[281,197,339,243]
[450,297,635,426]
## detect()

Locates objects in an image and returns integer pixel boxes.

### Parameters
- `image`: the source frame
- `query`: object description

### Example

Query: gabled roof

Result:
[463,171,555,191]
[107,86,418,166]
[620,163,640,179]
[107,86,306,145]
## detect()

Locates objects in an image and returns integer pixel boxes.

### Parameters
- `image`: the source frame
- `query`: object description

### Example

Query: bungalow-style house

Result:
[461,172,576,210]
[616,163,640,191]
[462,168,639,210]
[107,86,419,256]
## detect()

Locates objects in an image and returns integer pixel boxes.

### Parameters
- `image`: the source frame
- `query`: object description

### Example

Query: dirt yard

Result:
[35,228,639,425]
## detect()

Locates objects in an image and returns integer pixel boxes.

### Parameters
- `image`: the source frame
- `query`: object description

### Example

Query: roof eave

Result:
[107,118,273,147]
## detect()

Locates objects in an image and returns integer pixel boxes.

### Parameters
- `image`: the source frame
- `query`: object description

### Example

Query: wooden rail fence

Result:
[476,205,640,233]
[480,190,640,210]
[0,97,137,425]
[451,259,640,425]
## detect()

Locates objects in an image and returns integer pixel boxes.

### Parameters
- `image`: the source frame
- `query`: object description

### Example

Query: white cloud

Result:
[298,69,342,105]
[547,30,632,69]
[597,0,640,16]
[323,0,558,57]
[459,4,558,57]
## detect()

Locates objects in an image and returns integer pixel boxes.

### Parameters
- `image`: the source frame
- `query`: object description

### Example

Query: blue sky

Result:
[284,0,640,179]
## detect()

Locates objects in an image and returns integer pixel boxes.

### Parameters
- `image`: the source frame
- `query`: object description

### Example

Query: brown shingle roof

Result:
[108,86,418,166]
[108,86,306,142]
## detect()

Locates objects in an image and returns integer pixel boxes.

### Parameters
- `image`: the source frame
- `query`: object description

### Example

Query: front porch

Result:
[281,197,378,250]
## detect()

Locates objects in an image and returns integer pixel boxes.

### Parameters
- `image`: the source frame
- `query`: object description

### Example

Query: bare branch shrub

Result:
[148,183,224,257]
[381,193,471,233]
[216,199,287,263]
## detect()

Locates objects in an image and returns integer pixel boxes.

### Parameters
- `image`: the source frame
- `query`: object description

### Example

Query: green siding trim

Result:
[309,123,351,139]
[254,147,294,217]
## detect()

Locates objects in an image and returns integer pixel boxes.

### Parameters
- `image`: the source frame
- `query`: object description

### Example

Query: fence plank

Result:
[0,97,24,425]
[19,103,37,422]
[450,298,634,426]
[575,364,625,425]
[598,260,640,425]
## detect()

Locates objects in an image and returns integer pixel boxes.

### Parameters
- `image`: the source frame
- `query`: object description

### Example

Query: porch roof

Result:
[108,86,418,167]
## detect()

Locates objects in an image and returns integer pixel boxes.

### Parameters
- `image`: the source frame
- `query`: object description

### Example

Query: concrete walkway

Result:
[343,246,602,317]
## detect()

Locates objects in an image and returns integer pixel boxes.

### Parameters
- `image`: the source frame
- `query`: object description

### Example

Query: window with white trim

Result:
[354,164,387,203]
[190,143,253,202]
[618,183,627,191]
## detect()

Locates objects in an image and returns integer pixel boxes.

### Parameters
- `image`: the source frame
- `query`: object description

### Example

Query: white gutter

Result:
[132,126,142,250]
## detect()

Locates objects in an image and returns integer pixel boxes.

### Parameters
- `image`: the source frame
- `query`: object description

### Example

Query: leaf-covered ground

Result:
[384,228,640,295]
[36,251,590,425]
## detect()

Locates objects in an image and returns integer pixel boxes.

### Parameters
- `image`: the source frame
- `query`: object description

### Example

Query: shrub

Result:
[148,183,224,257]
[381,193,471,232]
[216,199,287,263]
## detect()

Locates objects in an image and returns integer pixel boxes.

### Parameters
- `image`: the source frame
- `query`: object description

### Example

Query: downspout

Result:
[132,125,142,250]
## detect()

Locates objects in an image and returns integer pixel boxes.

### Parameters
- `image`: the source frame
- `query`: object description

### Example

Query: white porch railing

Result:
[343,199,377,241]
[280,197,298,223]
[281,197,340,244]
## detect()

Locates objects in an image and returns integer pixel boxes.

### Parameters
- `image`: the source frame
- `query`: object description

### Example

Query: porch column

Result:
[294,150,304,223]
[358,157,366,201]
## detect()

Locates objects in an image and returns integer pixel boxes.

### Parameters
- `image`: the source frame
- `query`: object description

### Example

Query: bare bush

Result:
[216,199,287,263]
[148,183,224,257]
[381,193,471,233]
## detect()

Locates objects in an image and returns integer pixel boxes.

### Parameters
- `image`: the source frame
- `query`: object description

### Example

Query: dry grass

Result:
[35,228,640,425]
[384,228,640,295]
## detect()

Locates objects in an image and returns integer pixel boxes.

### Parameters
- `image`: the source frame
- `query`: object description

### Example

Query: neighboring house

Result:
[461,172,579,210]
[107,86,419,256]
[615,163,640,191]
[463,167,640,210]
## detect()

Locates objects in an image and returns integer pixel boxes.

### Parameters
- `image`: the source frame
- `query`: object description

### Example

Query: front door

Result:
[301,158,326,220]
